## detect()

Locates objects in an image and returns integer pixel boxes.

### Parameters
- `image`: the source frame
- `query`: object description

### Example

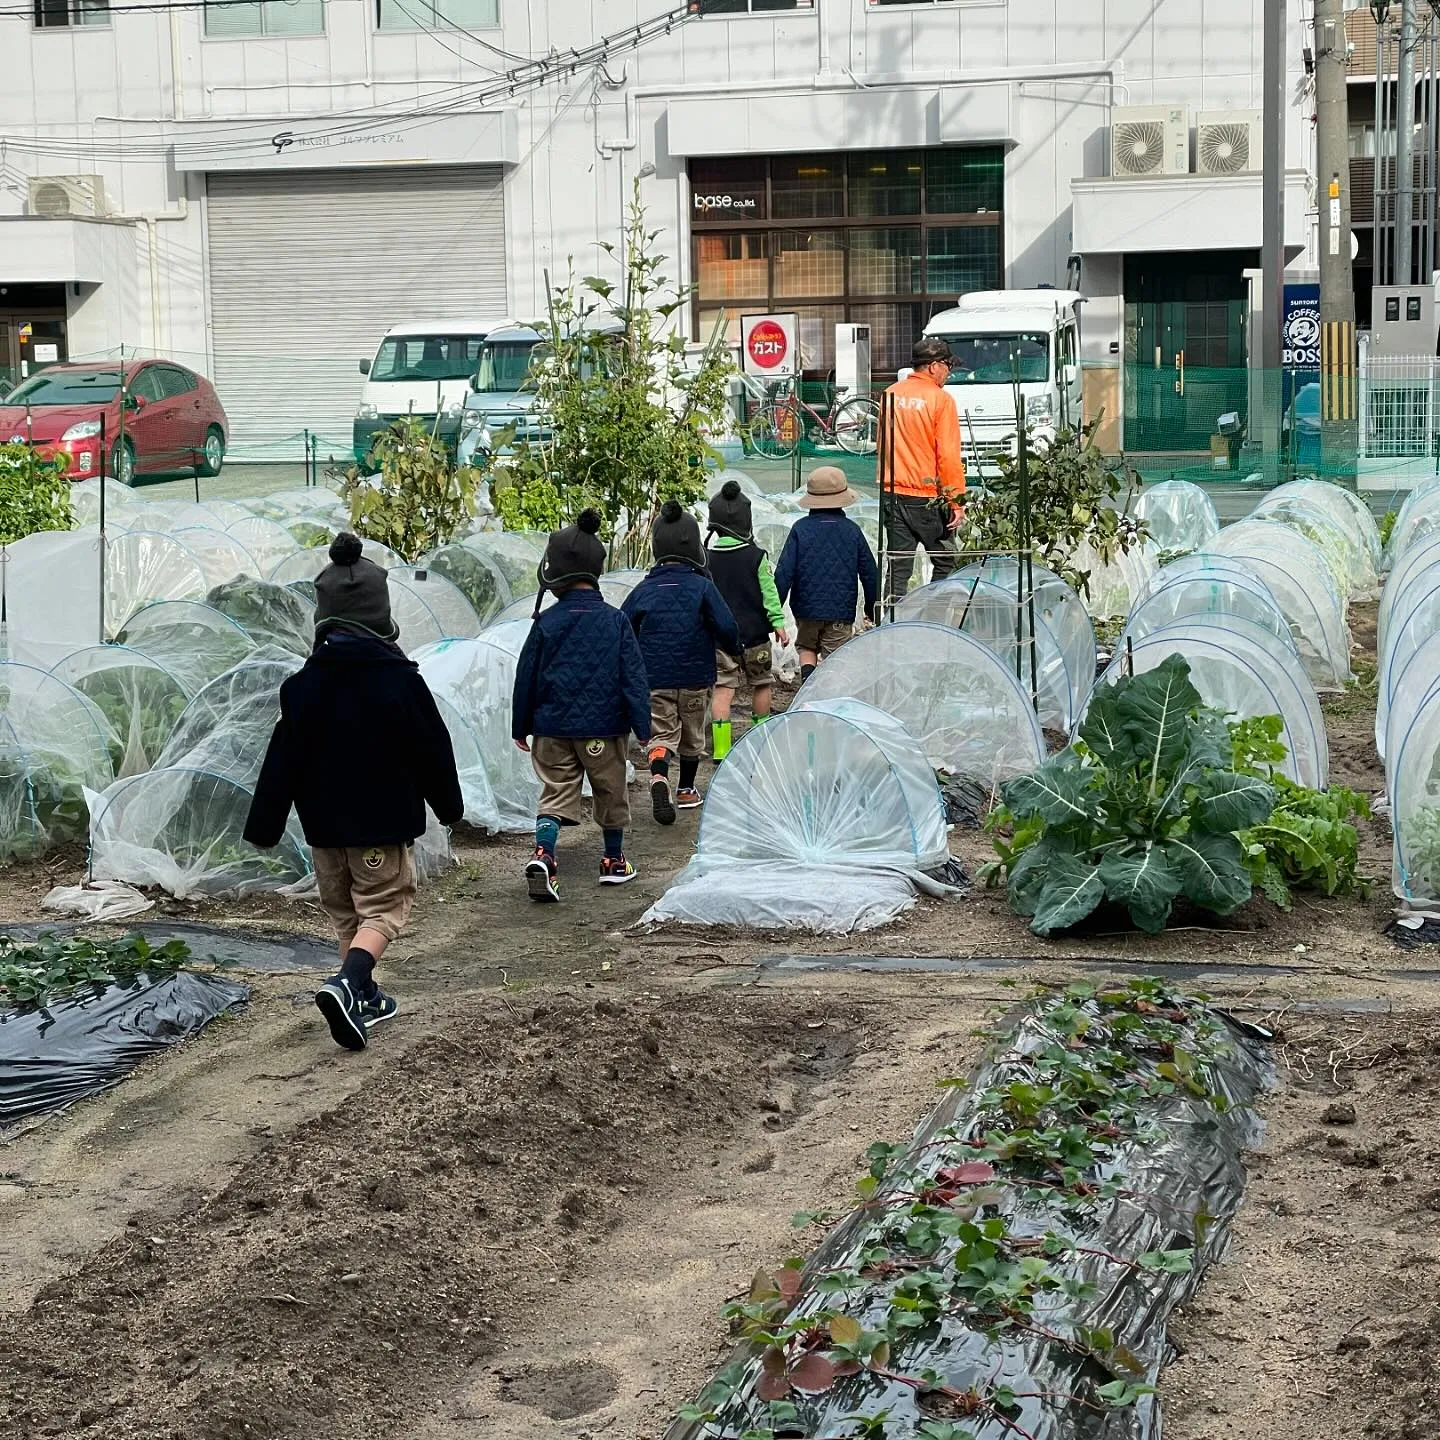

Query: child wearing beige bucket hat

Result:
[774,467,879,679]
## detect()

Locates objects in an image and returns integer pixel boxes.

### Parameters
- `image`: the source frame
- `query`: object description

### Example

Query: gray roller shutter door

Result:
[206,166,506,459]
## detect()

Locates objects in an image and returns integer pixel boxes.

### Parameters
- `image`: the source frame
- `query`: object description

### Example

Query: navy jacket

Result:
[621,563,743,691]
[511,585,652,743]
[245,632,463,850]
[775,511,879,623]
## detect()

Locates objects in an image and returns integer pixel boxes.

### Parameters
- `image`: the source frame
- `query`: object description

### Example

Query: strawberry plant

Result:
[985,656,1275,936]
[0,931,205,1006]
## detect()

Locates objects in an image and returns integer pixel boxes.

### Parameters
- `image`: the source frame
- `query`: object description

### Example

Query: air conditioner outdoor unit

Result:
[1196,110,1263,175]
[28,174,108,218]
[1110,106,1191,178]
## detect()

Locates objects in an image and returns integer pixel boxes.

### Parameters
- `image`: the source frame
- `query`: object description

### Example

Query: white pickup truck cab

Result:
[915,290,1084,477]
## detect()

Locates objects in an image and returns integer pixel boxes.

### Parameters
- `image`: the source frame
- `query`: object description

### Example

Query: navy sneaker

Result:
[358,989,398,1029]
[526,848,560,903]
[315,976,368,1052]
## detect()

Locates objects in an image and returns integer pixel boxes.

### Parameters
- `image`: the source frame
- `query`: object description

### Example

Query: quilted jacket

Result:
[621,563,743,691]
[774,511,879,623]
[511,585,653,743]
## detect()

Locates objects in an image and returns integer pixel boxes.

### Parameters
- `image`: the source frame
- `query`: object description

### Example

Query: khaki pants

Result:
[795,619,854,658]
[649,687,710,757]
[312,844,417,952]
[715,643,774,691]
[531,735,630,829]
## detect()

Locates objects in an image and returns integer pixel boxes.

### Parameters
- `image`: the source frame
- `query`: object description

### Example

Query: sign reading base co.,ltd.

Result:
[741,313,799,380]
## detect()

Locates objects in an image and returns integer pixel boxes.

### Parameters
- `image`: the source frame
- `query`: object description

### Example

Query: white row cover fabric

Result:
[1379,532,1440,655]
[642,699,951,933]
[1202,523,1352,687]
[117,600,259,695]
[50,645,189,779]
[1384,633,1440,774]
[1257,479,1382,574]
[793,622,1045,784]
[0,662,115,860]
[1250,490,1378,599]
[1066,536,1160,621]
[1134,480,1220,553]
[1378,575,1440,763]
[1390,683,1440,910]
[490,570,646,627]
[1090,620,1328,789]
[2,528,103,671]
[425,539,515,626]
[1127,564,1299,658]
[1385,477,1440,571]
[268,537,401,588]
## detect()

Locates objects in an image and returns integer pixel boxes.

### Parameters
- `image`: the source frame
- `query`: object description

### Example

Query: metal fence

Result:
[1359,350,1440,458]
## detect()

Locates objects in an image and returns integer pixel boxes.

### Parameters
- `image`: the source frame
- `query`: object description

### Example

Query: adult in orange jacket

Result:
[880,336,966,607]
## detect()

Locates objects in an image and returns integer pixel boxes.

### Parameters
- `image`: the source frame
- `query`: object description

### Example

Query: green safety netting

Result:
[49,645,190,779]
[0,662,114,861]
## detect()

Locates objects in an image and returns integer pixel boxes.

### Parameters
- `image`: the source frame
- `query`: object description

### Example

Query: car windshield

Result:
[369,335,485,383]
[933,333,1051,386]
[7,370,123,404]
[474,341,541,394]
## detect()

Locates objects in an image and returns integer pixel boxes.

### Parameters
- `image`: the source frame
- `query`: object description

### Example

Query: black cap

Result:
[912,336,954,367]
[314,532,398,643]
[707,479,753,542]
[538,509,606,591]
[652,499,706,570]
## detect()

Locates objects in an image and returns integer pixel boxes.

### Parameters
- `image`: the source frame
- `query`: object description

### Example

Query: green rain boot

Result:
[712,719,732,762]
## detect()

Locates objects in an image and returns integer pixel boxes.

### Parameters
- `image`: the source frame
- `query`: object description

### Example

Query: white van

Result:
[354,319,508,466]
[918,290,1083,476]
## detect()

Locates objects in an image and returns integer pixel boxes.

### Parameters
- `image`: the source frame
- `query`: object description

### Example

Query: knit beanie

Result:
[314,533,398,643]
[538,508,606,591]
[707,479,754,542]
[652,499,706,570]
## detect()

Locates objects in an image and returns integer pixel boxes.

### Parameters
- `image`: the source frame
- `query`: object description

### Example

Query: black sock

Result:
[679,755,700,789]
[800,663,816,682]
[340,946,376,999]
[650,754,670,779]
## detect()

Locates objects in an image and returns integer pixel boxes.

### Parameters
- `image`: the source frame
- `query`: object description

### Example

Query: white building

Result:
[0,0,1315,460]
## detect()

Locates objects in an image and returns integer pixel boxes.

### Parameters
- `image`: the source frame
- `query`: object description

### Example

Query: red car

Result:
[0,359,229,485]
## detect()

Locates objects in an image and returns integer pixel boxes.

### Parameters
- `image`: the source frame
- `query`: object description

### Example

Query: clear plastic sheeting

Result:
[117,600,258,695]
[1257,479,1382,577]
[390,567,481,642]
[1383,634,1440,772]
[1134,478,1220,553]
[105,531,210,635]
[173,527,261,588]
[224,516,300,574]
[1378,577,1440,763]
[156,657,301,782]
[1,528,102,670]
[68,479,136,527]
[267,537,399,588]
[1378,532,1440,655]
[1202,523,1352,688]
[424,539,514,626]
[1066,537,1159,621]
[1091,623,1328,788]
[50,646,189,778]
[1384,478,1440,570]
[416,622,540,832]
[465,531,547,598]
[0,663,115,860]
[490,570,644,627]
[87,769,311,897]
[896,570,1088,733]
[643,699,952,933]
[1390,687,1440,910]
[1128,563,1298,657]
[205,578,316,655]
[793,622,1046,785]
[1249,493,1376,599]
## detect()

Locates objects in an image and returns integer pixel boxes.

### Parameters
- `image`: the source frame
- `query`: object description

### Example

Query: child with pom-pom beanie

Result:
[621,501,742,819]
[511,509,653,898]
[245,532,464,1052]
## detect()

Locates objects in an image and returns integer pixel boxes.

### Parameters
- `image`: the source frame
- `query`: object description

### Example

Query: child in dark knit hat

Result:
[245,532,464,1052]
[511,509,652,899]
[622,500,742,820]
[705,479,790,761]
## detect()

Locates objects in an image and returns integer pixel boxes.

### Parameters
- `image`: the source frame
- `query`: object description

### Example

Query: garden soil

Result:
[2,598,1437,1438]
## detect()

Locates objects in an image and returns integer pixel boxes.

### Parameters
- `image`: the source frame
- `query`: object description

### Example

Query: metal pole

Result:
[98,413,107,644]
[1261,0,1286,480]
[1400,0,1418,282]
[1378,17,1387,284]
[1317,0,1361,483]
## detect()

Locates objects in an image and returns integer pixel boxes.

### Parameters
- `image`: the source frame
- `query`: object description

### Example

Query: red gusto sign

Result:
[742,313,798,379]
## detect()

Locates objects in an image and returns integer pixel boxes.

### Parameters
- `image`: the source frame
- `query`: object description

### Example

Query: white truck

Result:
[916,289,1084,476]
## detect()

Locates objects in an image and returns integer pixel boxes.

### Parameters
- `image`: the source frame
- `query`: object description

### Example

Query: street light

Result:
[1371,0,1390,23]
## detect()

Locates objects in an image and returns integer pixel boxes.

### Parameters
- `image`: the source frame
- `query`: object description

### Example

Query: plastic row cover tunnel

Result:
[1133,479,1219,553]
[1390,685,1440,909]
[1127,558,1298,658]
[1252,479,1382,594]
[666,983,1269,1440]
[642,698,953,933]
[792,623,1046,787]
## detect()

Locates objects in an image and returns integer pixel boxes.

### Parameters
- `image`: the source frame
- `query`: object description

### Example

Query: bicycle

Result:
[747,376,880,458]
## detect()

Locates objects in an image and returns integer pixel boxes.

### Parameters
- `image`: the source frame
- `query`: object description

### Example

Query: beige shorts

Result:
[649,687,710,757]
[795,619,854,657]
[531,735,630,829]
[715,643,774,691]
[312,844,417,951]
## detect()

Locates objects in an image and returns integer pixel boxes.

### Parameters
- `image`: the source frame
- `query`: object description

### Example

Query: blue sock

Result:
[603,827,624,860]
[535,815,561,856]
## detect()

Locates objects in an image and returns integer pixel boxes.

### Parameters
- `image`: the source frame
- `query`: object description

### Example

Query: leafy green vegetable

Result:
[205,577,314,655]
[985,656,1275,936]
[0,931,208,1006]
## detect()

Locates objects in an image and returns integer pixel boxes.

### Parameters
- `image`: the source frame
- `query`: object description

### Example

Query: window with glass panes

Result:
[691,148,1003,377]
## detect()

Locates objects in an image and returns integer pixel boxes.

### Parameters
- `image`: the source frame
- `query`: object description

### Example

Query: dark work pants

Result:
[884,494,957,610]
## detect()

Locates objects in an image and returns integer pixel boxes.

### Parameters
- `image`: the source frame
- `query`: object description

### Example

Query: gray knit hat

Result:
[707,479,753,542]
[652,499,706,570]
[314,533,399,643]
[539,508,606,590]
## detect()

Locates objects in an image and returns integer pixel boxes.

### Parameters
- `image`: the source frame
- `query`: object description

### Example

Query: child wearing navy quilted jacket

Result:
[511,510,652,901]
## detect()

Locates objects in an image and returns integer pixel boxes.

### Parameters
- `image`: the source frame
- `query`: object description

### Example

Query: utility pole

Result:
[1261,0,1286,479]
[1317,0,1360,482]
[1399,0,1418,282]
